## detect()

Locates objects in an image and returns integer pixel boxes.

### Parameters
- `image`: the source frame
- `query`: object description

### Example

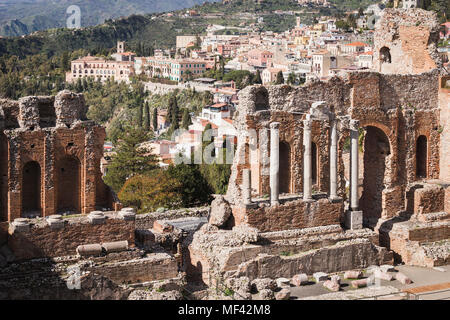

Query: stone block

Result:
[209,195,232,227]
[258,289,274,300]
[345,210,363,230]
[46,215,65,229]
[275,288,290,300]
[344,270,363,279]
[88,211,106,225]
[153,220,173,233]
[323,280,340,292]
[292,273,309,286]
[394,272,412,284]
[276,277,290,288]
[251,278,277,291]
[76,244,103,257]
[351,278,369,288]
[119,208,136,221]
[380,265,395,273]
[374,270,393,281]
[11,218,30,233]
[330,275,341,284]
[102,240,129,254]
[313,272,328,282]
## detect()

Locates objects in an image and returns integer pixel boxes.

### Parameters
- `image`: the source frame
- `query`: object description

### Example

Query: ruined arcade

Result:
[0,90,119,222]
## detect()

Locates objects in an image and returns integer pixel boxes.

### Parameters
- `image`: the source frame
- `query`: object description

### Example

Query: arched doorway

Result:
[359,126,391,227]
[22,161,41,217]
[416,135,427,179]
[312,142,318,186]
[57,156,81,214]
[279,141,291,194]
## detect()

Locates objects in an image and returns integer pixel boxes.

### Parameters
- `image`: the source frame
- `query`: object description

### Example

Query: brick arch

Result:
[56,155,81,214]
[279,140,292,194]
[359,125,392,227]
[21,161,41,217]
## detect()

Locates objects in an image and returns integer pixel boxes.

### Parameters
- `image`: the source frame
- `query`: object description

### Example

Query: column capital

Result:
[270,122,280,129]
[349,119,359,131]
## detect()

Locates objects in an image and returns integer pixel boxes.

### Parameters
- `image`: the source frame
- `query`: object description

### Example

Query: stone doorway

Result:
[22,161,41,217]
[57,156,81,214]
[279,141,291,194]
[359,126,391,227]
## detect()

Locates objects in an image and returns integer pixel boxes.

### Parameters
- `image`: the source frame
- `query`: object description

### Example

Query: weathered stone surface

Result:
[276,277,290,288]
[323,279,340,292]
[275,288,290,300]
[128,289,183,300]
[313,272,328,282]
[102,241,128,254]
[258,289,274,300]
[380,265,395,273]
[351,278,369,288]
[224,276,251,295]
[374,270,393,281]
[76,244,102,257]
[394,272,412,284]
[292,273,309,286]
[251,278,277,291]
[330,275,341,284]
[344,270,362,279]
[209,195,232,227]
[232,224,259,244]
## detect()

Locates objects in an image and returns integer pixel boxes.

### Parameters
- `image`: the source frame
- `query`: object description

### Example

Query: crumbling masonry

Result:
[189,9,450,284]
[0,90,120,222]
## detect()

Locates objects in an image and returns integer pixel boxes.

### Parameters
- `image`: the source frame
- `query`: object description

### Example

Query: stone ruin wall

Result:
[0,90,120,222]
[227,68,443,231]
[7,213,135,261]
[373,8,443,75]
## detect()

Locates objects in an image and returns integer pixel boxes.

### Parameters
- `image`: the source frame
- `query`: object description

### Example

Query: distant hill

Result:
[0,0,220,37]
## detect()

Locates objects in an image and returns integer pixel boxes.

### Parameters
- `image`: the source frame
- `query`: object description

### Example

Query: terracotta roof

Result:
[345,42,368,47]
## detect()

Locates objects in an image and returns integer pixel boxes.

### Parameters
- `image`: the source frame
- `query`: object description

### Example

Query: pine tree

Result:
[143,101,150,131]
[103,127,158,193]
[181,108,192,130]
[152,107,158,131]
[137,101,143,128]
[287,72,296,85]
[254,70,262,84]
[275,71,284,84]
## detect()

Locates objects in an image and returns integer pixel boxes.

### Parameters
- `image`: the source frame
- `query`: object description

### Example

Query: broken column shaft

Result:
[242,168,252,205]
[303,116,312,200]
[330,118,338,199]
[270,122,280,206]
[350,119,359,210]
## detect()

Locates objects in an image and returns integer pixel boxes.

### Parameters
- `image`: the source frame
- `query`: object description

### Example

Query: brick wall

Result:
[7,214,135,261]
[414,186,445,215]
[233,198,343,232]
[86,253,178,284]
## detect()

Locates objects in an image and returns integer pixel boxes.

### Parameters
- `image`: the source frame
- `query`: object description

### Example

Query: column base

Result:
[345,210,363,230]
[270,200,280,207]
[329,195,342,203]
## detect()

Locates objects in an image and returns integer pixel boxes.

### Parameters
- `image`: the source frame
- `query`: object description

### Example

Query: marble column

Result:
[350,119,359,211]
[303,115,312,200]
[270,122,280,206]
[242,168,252,205]
[330,117,338,200]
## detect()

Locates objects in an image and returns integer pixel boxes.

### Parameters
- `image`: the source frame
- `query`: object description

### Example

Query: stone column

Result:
[330,117,338,200]
[242,168,252,205]
[350,119,359,211]
[345,119,363,230]
[303,116,312,201]
[270,122,280,206]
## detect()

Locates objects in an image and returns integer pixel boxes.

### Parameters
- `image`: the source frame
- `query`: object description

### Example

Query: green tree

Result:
[181,108,192,129]
[153,107,158,131]
[166,164,213,207]
[275,71,284,84]
[118,171,182,213]
[143,101,150,131]
[253,70,262,84]
[103,127,158,192]
[287,72,296,85]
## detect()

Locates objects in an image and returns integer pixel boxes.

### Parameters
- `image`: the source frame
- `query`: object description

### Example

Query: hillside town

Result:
[0,0,450,304]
